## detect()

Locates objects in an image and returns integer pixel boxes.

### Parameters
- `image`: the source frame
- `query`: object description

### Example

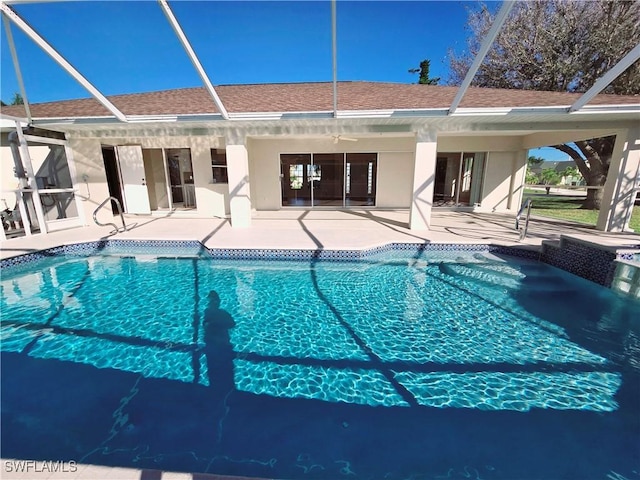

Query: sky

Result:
[0,0,569,160]
[1,0,485,103]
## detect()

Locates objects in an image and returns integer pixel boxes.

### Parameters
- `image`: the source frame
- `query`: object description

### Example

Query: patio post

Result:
[596,126,640,232]
[225,133,252,228]
[409,129,437,230]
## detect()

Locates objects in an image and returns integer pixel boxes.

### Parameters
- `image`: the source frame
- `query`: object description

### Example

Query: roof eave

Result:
[228,111,334,121]
[452,104,640,116]
[568,104,640,115]
[13,103,640,129]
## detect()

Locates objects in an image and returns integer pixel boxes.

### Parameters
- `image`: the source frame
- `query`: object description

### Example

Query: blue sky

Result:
[1,1,487,103]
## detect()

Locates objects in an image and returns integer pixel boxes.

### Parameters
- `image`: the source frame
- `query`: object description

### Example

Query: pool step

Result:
[439,262,522,290]
[440,259,575,294]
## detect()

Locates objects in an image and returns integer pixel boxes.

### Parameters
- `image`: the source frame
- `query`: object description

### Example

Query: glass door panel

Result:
[457,154,474,205]
[312,153,344,206]
[281,154,312,206]
[166,148,196,209]
[346,153,376,206]
[433,153,485,207]
[469,153,485,206]
[434,157,448,206]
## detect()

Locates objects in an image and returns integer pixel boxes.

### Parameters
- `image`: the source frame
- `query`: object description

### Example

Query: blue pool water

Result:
[1,245,639,479]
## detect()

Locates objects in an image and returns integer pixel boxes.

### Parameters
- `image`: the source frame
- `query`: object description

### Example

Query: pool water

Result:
[1,247,639,479]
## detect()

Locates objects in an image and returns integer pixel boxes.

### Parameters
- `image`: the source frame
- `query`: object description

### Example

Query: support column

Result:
[226,138,252,228]
[409,130,438,230]
[15,123,48,234]
[508,150,528,211]
[596,126,640,232]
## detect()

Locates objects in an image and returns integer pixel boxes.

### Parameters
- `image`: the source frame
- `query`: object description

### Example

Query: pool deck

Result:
[2,209,639,261]
[1,209,638,480]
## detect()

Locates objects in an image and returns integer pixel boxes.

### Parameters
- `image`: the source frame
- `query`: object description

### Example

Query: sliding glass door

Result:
[281,153,377,207]
[433,152,485,207]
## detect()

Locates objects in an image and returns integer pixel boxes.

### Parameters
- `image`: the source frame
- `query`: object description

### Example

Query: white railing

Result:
[93,196,127,234]
[515,198,533,241]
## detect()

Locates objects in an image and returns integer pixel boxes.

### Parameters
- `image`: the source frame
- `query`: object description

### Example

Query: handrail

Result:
[93,196,127,233]
[515,198,533,241]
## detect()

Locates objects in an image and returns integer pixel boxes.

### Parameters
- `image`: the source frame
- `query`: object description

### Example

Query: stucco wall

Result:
[480,151,524,212]
[376,152,413,207]
[437,135,523,153]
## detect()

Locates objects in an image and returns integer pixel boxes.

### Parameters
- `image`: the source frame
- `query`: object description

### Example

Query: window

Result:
[211,149,228,183]
[289,164,304,189]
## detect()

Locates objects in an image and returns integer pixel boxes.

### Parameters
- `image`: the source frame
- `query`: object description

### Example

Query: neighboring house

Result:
[531,161,577,175]
[1,81,638,238]
[531,161,586,187]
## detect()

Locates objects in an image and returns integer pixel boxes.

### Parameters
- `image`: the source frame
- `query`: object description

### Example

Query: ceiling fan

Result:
[331,134,358,144]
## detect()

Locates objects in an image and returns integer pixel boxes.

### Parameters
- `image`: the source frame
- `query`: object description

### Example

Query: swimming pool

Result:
[1,242,639,479]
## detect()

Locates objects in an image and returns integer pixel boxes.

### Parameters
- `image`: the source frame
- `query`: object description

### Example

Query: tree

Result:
[10,93,24,105]
[540,168,561,194]
[563,166,579,177]
[525,156,544,185]
[562,165,582,182]
[409,59,440,85]
[527,156,544,169]
[448,0,640,209]
[525,169,539,186]
[1,93,24,107]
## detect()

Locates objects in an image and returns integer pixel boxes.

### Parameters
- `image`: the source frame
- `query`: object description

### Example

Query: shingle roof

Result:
[1,81,637,119]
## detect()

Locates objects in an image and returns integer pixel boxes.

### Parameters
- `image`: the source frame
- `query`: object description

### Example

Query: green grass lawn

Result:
[522,191,640,231]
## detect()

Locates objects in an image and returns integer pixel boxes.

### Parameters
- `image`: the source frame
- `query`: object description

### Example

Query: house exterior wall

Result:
[437,135,523,153]
[3,127,535,234]
[480,151,525,212]
[376,152,413,207]
[246,137,281,210]
[68,135,229,221]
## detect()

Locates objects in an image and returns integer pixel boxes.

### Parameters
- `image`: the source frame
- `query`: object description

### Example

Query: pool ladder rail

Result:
[93,196,127,234]
[515,198,533,241]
